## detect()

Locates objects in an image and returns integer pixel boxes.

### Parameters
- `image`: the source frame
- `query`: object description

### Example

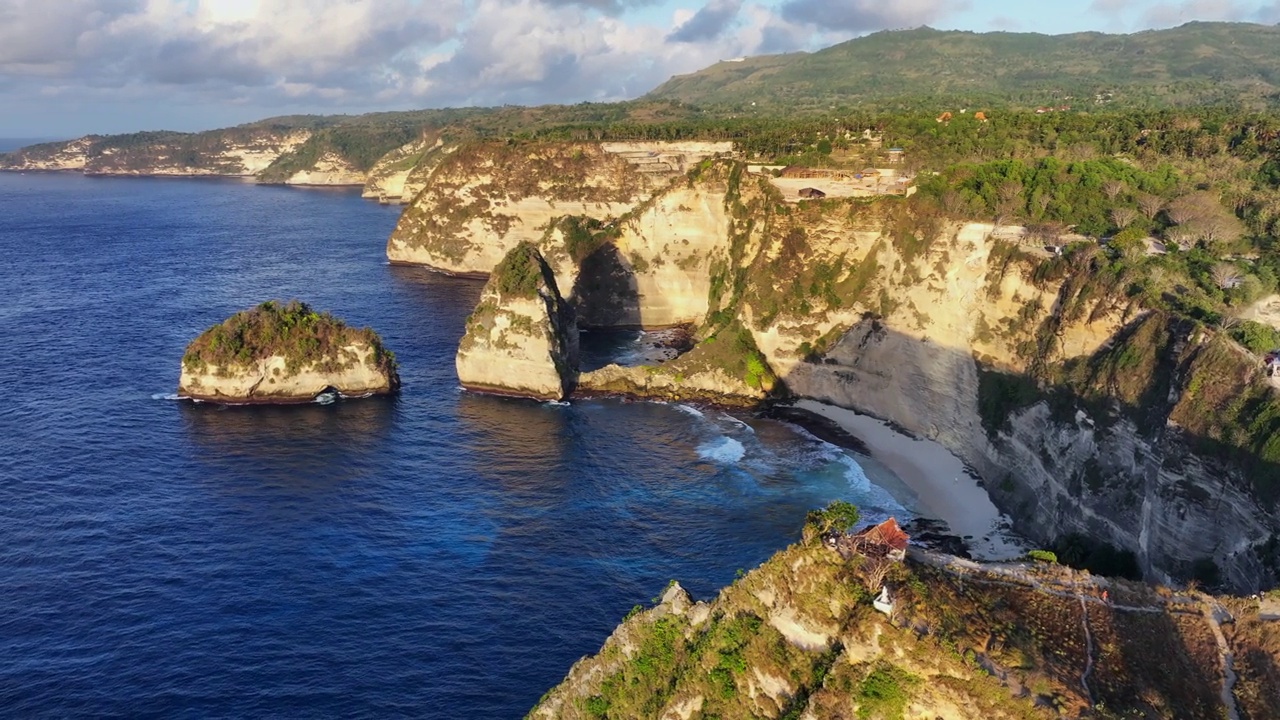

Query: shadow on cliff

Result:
[572,243,642,329]
[1088,604,1222,716]
[777,314,1280,592]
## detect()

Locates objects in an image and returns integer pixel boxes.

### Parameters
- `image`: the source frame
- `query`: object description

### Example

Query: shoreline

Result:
[790,399,1026,561]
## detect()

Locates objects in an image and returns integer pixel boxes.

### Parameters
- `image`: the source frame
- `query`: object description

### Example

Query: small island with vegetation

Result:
[178,300,399,404]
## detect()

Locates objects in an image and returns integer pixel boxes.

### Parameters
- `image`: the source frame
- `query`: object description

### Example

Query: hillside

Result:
[532,511,1280,719]
[647,22,1280,112]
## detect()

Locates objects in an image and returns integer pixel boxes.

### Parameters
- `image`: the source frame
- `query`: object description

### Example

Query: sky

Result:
[1,0,1279,137]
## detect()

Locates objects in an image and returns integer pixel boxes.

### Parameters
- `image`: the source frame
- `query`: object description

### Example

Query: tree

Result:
[805,500,862,539]
[1211,263,1243,290]
[1110,207,1139,230]
[1137,193,1165,221]
[1103,179,1125,200]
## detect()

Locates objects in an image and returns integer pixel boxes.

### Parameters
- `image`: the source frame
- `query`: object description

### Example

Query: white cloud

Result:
[780,0,971,33]
[1141,0,1254,26]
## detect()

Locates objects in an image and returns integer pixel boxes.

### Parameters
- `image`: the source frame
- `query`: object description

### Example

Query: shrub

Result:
[182,300,395,376]
[1027,549,1059,564]
[492,242,546,298]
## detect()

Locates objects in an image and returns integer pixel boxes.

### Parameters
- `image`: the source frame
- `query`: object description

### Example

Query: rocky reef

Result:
[456,243,579,401]
[532,526,1278,719]
[178,300,399,404]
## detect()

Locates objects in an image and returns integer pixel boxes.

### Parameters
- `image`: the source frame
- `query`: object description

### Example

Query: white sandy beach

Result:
[795,399,1026,561]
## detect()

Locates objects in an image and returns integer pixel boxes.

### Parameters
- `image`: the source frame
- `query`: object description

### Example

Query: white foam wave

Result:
[151,393,183,401]
[835,453,909,517]
[544,400,571,407]
[697,436,745,464]
[675,404,704,418]
[313,391,338,405]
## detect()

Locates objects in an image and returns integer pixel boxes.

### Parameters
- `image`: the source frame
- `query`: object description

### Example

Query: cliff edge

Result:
[178,300,399,403]
[532,520,1280,719]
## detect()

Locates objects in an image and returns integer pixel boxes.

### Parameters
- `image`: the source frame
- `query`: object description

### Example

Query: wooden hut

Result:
[798,187,827,199]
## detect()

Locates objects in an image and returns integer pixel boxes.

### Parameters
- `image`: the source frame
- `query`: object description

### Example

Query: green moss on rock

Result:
[182,300,396,376]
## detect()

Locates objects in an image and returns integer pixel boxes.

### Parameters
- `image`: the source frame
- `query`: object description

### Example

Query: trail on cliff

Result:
[1202,599,1243,720]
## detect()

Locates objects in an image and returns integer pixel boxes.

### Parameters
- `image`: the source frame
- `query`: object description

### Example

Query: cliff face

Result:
[178,343,396,403]
[533,537,1265,719]
[0,128,389,186]
[429,153,1280,591]
[361,136,447,204]
[456,243,579,400]
[384,140,732,273]
[15,130,314,177]
[281,150,365,186]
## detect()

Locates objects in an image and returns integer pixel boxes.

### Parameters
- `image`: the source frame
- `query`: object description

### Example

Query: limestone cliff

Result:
[0,136,96,171]
[385,140,732,273]
[533,534,1270,719]
[361,135,452,204]
[281,150,366,186]
[456,243,579,400]
[178,300,398,403]
[433,154,1280,591]
[3,129,313,177]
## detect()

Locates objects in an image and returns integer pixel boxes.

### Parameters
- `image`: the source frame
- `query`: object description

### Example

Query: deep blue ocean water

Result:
[0,173,907,718]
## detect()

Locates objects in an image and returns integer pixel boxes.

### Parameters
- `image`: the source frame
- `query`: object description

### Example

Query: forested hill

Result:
[646,22,1280,112]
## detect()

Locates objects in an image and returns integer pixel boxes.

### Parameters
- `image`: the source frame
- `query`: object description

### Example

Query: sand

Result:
[795,399,1026,561]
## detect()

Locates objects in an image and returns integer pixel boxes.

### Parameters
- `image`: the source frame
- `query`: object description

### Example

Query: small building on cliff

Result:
[851,518,910,562]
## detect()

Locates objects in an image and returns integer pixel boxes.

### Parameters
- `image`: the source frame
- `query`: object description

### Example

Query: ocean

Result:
[0,173,909,717]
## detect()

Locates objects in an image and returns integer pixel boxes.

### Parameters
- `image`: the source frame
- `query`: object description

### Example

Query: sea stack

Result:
[178,300,399,403]
[456,242,579,400]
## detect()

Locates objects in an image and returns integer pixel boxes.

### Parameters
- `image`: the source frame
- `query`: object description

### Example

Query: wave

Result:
[544,400,571,407]
[151,392,183,401]
[675,404,705,418]
[697,436,745,464]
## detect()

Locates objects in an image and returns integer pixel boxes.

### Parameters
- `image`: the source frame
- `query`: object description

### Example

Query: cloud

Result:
[668,0,744,43]
[0,0,836,132]
[780,0,970,33]
[1141,0,1254,26]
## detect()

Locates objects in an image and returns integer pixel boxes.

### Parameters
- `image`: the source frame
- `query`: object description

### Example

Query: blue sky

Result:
[1,0,1278,138]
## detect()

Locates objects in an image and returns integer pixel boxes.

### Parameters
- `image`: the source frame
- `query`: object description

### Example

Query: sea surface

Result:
[0,173,909,718]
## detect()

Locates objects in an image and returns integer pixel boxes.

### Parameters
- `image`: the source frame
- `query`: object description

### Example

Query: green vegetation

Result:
[557,216,620,264]
[535,534,1268,719]
[806,500,862,537]
[492,242,548,299]
[182,300,395,375]
[1026,550,1059,564]
[855,661,919,720]
[646,23,1280,113]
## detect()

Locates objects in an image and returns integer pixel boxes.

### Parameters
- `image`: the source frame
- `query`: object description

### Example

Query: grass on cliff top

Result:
[182,300,396,375]
[492,242,550,299]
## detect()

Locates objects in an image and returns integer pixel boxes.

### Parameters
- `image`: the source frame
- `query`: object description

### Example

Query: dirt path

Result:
[1201,599,1242,720]
[1077,590,1097,706]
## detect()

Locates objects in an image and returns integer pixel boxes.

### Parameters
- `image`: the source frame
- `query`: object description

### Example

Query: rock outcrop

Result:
[533,534,1268,719]
[178,300,399,403]
[456,243,579,400]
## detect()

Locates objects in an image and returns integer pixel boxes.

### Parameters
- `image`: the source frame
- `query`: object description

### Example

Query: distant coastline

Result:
[0,138,62,153]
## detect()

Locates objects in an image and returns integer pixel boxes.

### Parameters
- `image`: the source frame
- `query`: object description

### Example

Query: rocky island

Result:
[456,243,579,401]
[178,300,399,404]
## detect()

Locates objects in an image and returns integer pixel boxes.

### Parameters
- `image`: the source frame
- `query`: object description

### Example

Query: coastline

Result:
[790,399,1027,561]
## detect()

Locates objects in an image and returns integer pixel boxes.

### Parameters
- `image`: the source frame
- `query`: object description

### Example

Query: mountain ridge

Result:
[645,21,1280,111]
